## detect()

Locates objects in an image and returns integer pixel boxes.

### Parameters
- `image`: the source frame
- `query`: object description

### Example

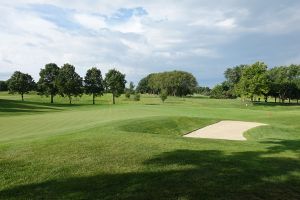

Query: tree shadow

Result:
[252,101,300,107]
[0,99,64,115]
[0,139,300,199]
[260,139,300,154]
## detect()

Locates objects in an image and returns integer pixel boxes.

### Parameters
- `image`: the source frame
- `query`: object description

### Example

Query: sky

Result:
[1,0,300,87]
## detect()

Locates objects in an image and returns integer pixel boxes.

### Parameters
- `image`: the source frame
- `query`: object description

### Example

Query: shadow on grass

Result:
[261,139,300,154]
[0,99,66,115]
[252,101,300,107]
[0,139,299,199]
[187,95,210,99]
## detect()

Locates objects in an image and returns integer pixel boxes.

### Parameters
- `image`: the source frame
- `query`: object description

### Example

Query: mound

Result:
[118,116,217,136]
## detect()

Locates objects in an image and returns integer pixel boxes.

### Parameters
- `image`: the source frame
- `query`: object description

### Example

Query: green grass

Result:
[0,92,299,199]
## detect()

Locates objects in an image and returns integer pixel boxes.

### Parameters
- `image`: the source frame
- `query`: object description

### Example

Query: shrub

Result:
[134,93,141,101]
[125,90,131,98]
[160,90,168,102]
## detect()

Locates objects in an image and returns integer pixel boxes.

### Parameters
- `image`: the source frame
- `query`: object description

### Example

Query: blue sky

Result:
[1,0,300,87]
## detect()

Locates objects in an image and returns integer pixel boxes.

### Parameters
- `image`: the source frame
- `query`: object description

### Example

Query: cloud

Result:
[74,13,107,30]
[0,0,300,87]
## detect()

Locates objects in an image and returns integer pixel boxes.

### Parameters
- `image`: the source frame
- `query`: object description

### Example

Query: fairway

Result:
[0,92,299,199]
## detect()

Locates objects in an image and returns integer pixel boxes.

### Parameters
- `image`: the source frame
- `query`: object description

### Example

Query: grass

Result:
[0,92,299,199]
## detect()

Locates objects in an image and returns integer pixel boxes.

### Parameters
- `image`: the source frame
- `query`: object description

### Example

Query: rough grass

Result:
[0,92,299,199]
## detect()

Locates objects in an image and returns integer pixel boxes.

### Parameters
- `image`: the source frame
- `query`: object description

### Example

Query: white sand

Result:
[184,120,267,141]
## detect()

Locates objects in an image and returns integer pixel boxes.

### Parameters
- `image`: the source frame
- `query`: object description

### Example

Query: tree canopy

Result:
[105,69,126,104]
[37,63,60,103]
[7,71,35,101]
[137,71,197,97]
[56,64,83,104]
[212,62,300,103]
[84,67,104,104]
[237,62,269,101]
[0,81,8,91]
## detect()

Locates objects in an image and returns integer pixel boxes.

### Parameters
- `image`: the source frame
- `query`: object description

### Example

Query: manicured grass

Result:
[0,92,299,199]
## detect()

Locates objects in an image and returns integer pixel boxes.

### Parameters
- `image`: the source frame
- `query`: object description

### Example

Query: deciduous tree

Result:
[84,67,104,104]
[56,64,83,104]
[237,62,269,101]
[7,71,35,101]
[104,69,126,104]
[37,63,60,103]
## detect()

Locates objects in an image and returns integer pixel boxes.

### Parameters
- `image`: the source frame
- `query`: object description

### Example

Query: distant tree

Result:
[125,90,131,99]
[0,81,8,91]
[138,71,197,96]
[267,65,300,103]
[37,63,60,103]
[266,68,280,102]
[129,82,135,93]
[224,65,247,85]
[134,93,141,101]
[7,71,35,101]
[195,86,211,96]
[136,74,154,94]
[56,64,83,104]
[125,81,135,99]
[209,82,236,99]
[293,78,300,103]
[84,67,104,104]
[224,64,247,97]
[237,62,269,101]
[105,69,126,104]
[159,90,168,103]
[210,84,224,99]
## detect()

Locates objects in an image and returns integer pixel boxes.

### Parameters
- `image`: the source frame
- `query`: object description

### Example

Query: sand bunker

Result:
[184,120,267,141]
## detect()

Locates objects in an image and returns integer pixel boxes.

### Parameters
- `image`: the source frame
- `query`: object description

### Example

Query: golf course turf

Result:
[0,92,299,199]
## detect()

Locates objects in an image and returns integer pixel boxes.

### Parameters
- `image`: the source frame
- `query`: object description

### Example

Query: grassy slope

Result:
[0,92,299,199]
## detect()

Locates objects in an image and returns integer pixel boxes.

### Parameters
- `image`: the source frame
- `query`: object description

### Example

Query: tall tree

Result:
[84,67,104,104]
[125,81,135,99]
[56,64,83,104]
[224,65,247,85]
[136,75,152,94]
[105,69,126,104]
[37,63,60,103]
[224,64,247,97]
[7,71,35,101]
[267,65,300,103]
[237,62,269,101]
[129,81,135,94]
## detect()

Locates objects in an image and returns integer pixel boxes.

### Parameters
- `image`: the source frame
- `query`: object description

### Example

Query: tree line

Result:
[136,70,198,97]
[2,61,299,104]
[208,62,300,103]
[2,63,126,104]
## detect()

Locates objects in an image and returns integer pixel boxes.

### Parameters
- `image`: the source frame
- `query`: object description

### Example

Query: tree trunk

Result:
[51,94,54,103]
[92,93,95,105]
[112,93,115,104]
[297,99,299,104]
[275,97,277,103]
[251,96,253,102]
[21,93,24,101]
[289,98,291,103]
[69,96,72,104]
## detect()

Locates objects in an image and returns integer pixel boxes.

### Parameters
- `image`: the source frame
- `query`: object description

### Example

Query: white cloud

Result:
[73,13,107,30]
[0,0,300,86]
[216,18,236,29]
